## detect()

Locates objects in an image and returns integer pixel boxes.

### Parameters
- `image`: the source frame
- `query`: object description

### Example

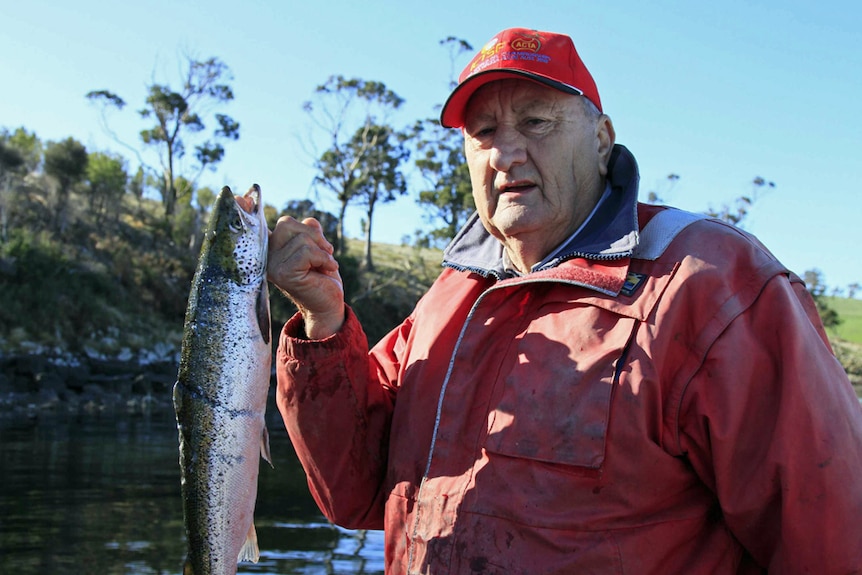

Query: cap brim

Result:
[439,69,584,128]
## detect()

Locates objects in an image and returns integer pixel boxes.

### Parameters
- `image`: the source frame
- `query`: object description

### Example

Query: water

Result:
[0,404,385,575]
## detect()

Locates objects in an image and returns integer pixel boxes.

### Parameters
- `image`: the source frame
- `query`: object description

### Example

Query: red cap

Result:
[440,28,602,128]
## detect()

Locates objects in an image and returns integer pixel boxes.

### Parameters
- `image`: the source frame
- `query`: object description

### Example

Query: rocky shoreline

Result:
[0,352,181,417]
[3,349,858,419]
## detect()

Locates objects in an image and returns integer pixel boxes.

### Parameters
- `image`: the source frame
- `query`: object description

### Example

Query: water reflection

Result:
[0,405,384,575]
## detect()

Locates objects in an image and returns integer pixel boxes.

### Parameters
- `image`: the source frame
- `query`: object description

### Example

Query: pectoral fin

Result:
[260,426,273,467]
[256,280,271,344]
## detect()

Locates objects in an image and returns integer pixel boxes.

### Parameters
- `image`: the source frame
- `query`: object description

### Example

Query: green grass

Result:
[823,297,862,396]
[826,296,862,344]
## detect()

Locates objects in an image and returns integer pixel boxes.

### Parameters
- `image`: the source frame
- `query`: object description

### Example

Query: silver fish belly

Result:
[173,184,272,575]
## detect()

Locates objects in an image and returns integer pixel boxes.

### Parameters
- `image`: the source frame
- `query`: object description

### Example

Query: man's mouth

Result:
[499,180,536,194]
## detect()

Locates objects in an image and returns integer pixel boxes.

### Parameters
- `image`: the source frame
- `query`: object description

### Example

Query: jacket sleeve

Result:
[676,275,862,572]
[275,305,407,530]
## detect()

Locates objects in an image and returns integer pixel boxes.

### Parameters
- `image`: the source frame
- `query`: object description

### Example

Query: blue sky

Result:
[2,0,860,293]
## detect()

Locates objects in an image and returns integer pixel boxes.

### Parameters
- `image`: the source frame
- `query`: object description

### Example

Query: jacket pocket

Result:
[483,307,637,469]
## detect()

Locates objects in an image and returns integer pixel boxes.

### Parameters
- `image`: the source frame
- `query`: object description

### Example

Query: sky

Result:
[2,0,860,293]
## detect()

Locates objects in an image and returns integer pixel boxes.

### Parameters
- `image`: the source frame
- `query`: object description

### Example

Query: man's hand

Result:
[268,216,345,339]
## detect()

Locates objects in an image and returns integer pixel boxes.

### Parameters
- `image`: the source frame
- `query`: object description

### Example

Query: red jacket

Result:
[277,146,862,574]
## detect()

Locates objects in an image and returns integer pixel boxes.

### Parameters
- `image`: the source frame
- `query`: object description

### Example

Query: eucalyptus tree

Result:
[804,268,841,329]
[350,123,410,269]
[0,127,41,174]
[410,117,474,246]
[44,137,88,234]
[279,199,339,245]
[86,152,128,225]
[0,140,24,178]
[0,137,24,243]
[303,75,405,255]
[87,56,239,217]
[706,176,776,228]
[0,128,43,241]
[408,35,475,247]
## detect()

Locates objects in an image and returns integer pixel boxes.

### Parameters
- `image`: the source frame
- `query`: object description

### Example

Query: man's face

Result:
[462,79,613,265]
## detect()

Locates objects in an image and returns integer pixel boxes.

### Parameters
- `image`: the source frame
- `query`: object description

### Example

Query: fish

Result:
[173,184,273,575]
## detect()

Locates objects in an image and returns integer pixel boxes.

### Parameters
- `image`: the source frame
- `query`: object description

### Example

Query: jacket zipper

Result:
[405,275,624,571]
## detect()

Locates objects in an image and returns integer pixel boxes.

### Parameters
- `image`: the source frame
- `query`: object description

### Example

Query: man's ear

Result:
[596,115,616,177]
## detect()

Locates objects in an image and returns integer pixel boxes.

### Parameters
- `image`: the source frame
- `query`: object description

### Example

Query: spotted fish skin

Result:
[173,184,272,575]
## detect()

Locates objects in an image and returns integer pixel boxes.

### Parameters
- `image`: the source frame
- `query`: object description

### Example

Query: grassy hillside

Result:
[337,239,444,344]
[0,189,859,398]
[824,296,862,397]
[826,296,862,344]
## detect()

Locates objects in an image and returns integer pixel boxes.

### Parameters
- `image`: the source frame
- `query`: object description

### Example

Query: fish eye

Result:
[228,214,243,233]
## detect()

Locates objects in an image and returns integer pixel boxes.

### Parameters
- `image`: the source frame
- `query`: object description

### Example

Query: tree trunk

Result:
[336,200,348,255]
[363,200,375,271]
[0,178,8,243]
[164,146,176,217]
[52,181,70,236]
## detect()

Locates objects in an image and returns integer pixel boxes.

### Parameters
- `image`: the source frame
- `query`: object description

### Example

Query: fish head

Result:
[203,184,269,286]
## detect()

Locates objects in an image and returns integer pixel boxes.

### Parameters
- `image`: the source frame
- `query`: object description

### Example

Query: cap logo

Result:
[510,37,540,52]
[467,32,549,77]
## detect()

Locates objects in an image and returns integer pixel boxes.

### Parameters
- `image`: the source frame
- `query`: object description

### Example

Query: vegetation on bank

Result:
[0,200,437,360]
[827,296,862,344]
[0,188,860,401]
[1,47,859,398]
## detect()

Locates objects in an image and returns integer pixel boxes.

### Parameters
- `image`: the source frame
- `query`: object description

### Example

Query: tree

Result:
[803,268,841,329]
[279,199,339,243]
[350,124,410,269]
[411,118,474,246]
[1,127,41,174]
[0,128,44,242]
[0,141,24,175]
[646,173,680,205]
[0,138,24,243]
[408,36,477,247]
[86,152,128,225]
[44,137,88,234]
[168,176,197,248]
[706,176,775,228]
[303,75,405,255]
[87,56,239,217]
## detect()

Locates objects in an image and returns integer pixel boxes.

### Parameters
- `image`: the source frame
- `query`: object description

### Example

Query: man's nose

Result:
[489,127,527,172]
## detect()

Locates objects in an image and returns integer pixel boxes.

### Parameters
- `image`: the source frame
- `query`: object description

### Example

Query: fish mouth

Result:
[235,184,261,215]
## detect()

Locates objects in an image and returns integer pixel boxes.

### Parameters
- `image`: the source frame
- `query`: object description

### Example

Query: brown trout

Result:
[173,184,272,575]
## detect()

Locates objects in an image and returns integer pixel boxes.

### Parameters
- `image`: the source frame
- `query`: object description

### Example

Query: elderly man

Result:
[268,27,862,574]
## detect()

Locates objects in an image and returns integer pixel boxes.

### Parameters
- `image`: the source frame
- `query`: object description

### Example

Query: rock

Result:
[0,350,181,415]
[88,357,137,378]
[0,372,11,392]
[64,364,92,393]
[35,371,66,393]
[10,354,49,376]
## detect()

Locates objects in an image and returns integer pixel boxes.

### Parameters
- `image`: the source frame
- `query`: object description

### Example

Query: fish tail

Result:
[238,522,261,563]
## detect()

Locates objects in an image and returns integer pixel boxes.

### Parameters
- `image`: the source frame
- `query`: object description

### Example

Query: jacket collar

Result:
[442,144,640,280]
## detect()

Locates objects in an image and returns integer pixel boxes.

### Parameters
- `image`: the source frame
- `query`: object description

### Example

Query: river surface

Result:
[0,402,385,575]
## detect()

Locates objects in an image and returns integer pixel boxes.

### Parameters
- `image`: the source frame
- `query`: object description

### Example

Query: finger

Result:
[271,231,336,274]
[300,217,334,254]
[267,234,339,287]
[270,216,333,254]
[269,216,298,249]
